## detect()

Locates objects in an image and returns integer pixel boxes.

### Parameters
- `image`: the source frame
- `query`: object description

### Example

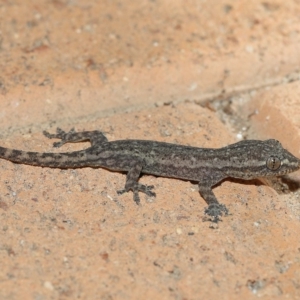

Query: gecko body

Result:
[1,128,299,222]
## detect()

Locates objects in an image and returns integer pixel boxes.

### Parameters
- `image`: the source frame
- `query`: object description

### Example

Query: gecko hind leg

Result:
[117,162,156,204]
[43,128,108,148]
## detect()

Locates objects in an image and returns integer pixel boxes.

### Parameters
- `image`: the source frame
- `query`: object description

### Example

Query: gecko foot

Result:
[204,203,228,223]
[117,184,156,205]
[138,184,156,197]
[43,128,76,148]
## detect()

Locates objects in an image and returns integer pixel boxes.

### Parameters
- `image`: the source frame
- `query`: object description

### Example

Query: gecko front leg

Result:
[198,171,228,222]
[117,160,156,204]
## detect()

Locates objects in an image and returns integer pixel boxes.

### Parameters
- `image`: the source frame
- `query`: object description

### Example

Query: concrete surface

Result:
[0,0,300,299]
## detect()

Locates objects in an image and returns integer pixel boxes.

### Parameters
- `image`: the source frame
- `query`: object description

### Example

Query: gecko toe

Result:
[146,185,154,189]
[43,130,53,138]
[133,192,141,205]
[53,141,65,148]
[117,189,126,195]
[117,188,142,205]
[117,184,156,204]
[43,128,64,140]
[56,127,65,134]
[139,184,156,197]
[146,190,156,197]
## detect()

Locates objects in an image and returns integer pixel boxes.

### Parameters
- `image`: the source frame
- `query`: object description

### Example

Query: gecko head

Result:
[260,139,300,177]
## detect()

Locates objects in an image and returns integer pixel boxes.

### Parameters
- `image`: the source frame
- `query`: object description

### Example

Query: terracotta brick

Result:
[245,81,300,156]
[0,0,300,299]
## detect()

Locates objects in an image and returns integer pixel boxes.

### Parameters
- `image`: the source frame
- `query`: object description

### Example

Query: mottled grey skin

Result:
[0,128,299,222]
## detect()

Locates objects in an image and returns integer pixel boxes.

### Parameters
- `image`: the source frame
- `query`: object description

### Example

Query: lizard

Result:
[0,128,299,222]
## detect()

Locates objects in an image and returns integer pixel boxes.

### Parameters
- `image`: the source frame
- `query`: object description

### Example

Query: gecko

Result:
[0,128,299,222]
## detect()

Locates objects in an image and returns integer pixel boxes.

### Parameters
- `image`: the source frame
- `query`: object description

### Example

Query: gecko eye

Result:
[266,156,281,171]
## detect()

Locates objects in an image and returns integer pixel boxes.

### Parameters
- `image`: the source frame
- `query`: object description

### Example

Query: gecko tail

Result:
[0,146,87,168]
